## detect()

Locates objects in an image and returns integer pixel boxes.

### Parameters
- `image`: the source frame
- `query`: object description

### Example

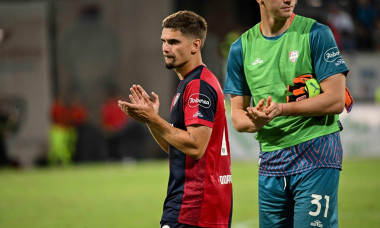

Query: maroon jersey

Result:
[161,65,232,227]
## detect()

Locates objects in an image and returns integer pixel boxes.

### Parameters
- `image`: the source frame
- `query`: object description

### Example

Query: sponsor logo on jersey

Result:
[289,50,299,63]
[310,220,323,227]
[188,93,211,108]
[252,58,264,66]
[335,58,346,66]
[219,175,232,185]
[193,111,204,118]
[324,47,340,62]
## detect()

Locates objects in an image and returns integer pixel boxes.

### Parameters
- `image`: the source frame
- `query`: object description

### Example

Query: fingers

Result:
[151,91,159,101]
[246,106,265,121]
[265,96,272,114]
[118,100,130,115]
[118,100,137,111]
[136,85,150,99]
[130,85,143,104]
[131,85,154,105]
[266,96,272,108]
[129,94,137,104]
[151,91,160,105]
[255,99,265,111]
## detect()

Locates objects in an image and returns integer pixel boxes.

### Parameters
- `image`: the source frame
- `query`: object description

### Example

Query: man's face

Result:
[161,28,194,69]
[261,0,296,19]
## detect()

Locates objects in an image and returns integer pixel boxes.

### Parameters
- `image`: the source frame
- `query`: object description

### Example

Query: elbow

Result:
[231,116,247,132]
[234,124,249,133]
[333,99,346,114]
[327,100,345,114]
[188,149,205,160]
[336,104,345,114]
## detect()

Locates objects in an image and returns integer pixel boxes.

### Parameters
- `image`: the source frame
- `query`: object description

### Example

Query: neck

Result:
[175,54,203,80]
[260,12,294,37]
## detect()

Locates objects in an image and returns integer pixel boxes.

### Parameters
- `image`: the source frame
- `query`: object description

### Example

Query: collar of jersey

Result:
[260,13,296,41]
[182,64,205,80]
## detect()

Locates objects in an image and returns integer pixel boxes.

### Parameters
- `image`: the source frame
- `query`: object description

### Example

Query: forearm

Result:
[282,91,345,116]
[282,74,346,116]
[230,95,263,132]
[231,109,260,133]
[147,115,205,160]
[146,124,169,153]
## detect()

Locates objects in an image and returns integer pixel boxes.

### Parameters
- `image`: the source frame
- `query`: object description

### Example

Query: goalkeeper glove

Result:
[287,74,354,113]
[287,74,320,102]
[345,87,354,113]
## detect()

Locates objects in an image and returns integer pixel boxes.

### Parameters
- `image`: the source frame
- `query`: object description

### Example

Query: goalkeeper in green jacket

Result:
[224,0,352,227]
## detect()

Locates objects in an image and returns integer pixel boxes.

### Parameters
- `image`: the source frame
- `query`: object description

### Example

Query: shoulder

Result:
[229,37,243,55]
[310,21,334,40]
[186,67,219,93]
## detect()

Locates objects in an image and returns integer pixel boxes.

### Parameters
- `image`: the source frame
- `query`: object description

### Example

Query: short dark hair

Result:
[162,10,207,48]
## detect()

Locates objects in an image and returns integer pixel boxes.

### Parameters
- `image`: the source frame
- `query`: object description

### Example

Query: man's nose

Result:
[162,43,170,52]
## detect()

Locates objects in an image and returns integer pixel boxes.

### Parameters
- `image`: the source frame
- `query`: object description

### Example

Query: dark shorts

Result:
[259,168,340,228]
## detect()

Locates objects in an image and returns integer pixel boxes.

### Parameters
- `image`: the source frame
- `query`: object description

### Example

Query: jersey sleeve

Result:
[310,22,349,82]
[183,79,218,128]
[223,38,251,96]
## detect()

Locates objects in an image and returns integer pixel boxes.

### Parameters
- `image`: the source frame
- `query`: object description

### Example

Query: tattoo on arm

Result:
[191,134,198,142]
[174,130,180,135]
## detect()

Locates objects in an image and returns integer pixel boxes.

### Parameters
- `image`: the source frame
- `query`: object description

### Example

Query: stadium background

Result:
[0,0,379,227]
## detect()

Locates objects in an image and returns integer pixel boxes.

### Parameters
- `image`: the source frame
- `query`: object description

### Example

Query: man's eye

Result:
[169,40,179,45]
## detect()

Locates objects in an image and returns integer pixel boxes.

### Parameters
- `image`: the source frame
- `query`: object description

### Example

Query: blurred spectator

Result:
[326,2,356,50]
[0,97,25,167]
[67,92,107,163]
[48,97,76,165]
[101,86,130,161]
[67,93,87,128]
[354,0,377,50]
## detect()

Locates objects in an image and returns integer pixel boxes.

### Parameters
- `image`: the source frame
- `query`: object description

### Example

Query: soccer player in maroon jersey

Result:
[118,11,233,228]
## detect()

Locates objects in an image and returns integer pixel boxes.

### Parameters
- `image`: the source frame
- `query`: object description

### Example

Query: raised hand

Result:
[118,85,159,124]
[133,85,160,114]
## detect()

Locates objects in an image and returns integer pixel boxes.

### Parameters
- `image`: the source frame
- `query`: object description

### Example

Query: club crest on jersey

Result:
[172,93,180,107]
[188,93,211,108]
[289,50,299,63]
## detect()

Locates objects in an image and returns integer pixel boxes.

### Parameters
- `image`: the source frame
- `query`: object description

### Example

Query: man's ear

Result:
[191,39,201,54]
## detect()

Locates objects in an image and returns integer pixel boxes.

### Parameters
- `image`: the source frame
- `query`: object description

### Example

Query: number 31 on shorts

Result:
[309,194,330,218]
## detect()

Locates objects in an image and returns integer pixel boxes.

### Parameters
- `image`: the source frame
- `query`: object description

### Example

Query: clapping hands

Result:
[246,96,283,130]
[118,85,160,124]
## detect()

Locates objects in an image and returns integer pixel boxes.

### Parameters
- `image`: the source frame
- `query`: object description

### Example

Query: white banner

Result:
[227,103,380,160]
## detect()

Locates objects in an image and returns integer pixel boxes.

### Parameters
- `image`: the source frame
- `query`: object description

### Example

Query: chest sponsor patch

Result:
[188,93,211,108]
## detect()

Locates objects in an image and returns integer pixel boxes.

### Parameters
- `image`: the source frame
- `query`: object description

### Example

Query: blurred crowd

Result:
[45,89,161,166]
[0,89,161,168]
[323,0,380,52]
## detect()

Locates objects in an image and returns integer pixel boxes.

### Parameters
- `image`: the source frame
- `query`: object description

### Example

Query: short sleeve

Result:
[310,22,349,82]
[223,38,251,96]
[183,80,217,128]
